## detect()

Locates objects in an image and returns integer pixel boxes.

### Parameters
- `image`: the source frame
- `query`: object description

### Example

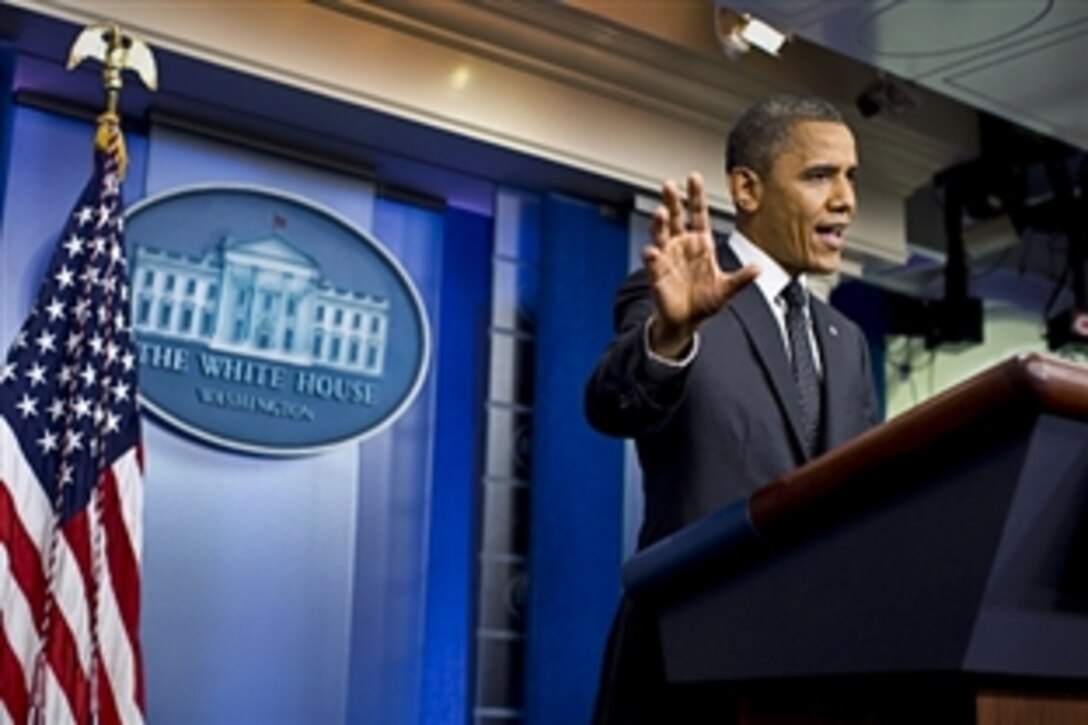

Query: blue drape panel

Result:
[0,42,15,231]
[419,206,492,723]
[525,193,628,724]
[346,196,445,725]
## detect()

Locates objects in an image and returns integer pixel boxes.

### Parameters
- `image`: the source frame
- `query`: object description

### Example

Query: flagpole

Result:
[66,21,158,179]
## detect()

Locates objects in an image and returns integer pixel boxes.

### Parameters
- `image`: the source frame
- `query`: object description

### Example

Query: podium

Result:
[624,353,1088,723]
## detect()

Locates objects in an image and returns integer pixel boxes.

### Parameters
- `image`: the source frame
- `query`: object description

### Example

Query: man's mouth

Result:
[814,223,847,250]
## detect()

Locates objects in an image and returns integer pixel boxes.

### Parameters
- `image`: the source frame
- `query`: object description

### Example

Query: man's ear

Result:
[728,167,762,214]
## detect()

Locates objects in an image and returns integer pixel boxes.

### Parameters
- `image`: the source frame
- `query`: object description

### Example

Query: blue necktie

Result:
[783,281,822,457]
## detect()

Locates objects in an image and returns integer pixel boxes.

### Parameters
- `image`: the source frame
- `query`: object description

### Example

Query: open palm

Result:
[644,173,759,357]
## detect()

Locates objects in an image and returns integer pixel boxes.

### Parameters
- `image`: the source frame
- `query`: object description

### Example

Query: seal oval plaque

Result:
[125,185,430,456]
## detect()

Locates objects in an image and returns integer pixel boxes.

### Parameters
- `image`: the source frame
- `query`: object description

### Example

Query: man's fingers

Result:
[686,172,711,234]
[651,206,670,248]
[642,245,671,282]
[719,263,761,301]
[663,179,685,237]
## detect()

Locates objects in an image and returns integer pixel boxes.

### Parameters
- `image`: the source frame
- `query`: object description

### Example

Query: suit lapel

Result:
[717,243,809,458]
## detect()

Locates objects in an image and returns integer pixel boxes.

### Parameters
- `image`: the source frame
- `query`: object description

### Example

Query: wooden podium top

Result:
[751,352,1088,534]
[625,352,1088,597]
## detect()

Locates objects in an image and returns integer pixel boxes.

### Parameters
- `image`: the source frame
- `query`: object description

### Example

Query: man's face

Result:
[733,120,858,277]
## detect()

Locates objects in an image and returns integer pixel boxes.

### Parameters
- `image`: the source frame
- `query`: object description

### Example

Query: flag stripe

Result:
[54,514,94,677]
[0,622,30,723]
[44,604,89,723]
[98,463,144,713]
[42,663,77,725]
[99,465,140,636]
[0,477,47,629]
[94,644,122,725]
[95,593,126,725]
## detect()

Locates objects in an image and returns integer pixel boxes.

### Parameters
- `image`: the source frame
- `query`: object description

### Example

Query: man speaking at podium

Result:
[585,94,882,723]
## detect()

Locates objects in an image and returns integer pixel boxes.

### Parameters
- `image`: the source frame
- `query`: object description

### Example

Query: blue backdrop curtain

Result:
[525,193,628,724]
[0,42,15,232]
[419,206,491,723]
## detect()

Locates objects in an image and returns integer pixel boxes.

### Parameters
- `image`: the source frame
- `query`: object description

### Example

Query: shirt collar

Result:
[727,230,806,305]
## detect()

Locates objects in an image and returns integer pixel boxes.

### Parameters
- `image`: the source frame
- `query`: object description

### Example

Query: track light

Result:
[716,7,788,59]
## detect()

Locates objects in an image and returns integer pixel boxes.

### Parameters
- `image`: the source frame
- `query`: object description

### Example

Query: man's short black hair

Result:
[726,94,846,175]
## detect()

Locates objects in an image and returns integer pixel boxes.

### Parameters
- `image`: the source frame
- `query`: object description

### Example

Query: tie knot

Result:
[782,280,807,311]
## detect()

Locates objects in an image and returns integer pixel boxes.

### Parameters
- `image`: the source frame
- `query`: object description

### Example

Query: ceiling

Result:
[724,0,1088,154]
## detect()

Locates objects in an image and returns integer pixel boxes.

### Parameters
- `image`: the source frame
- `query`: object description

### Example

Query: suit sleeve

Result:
[583,268,694,438]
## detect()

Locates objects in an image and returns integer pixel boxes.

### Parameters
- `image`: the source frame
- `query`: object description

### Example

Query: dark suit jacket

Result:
[586,239,881,723]
[586,239,880,548]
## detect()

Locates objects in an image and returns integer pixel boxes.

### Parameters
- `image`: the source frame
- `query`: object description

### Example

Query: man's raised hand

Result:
[643,172,759,359]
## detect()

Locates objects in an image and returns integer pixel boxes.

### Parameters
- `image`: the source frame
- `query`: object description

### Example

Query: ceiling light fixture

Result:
[716,7,788,59]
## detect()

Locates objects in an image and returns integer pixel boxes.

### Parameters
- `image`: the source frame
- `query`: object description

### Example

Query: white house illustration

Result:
[133,233,390,376]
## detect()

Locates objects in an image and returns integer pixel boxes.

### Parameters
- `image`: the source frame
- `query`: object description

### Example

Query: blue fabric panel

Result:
[525,194,628,724]
[0,43,14,229]
[419,206,492,723]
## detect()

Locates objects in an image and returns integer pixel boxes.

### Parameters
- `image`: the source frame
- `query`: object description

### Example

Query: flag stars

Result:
[46,297,65,321]
[120,352,135,372]
[111,380,130,403]
[91,236,108,258]
[47,398,66,421]
[55,266,75,289]
[103,410,121,435]
[0,362,15,384]
[73,396,92,419]
[63,429,84,455]
[79,364,97,388]
[58,364,76,386]
[96,204,112,228]
[13,330,28,349]
[37,428,59,454]
[35,330,57,355]
[75,205,95,226]
[57,461,74,487]
[63,234,86,258]
[73,299,90,322]
[89,334,105,356]
[26,363,47,387]
[80,267,100,287]
[15,393,38,419]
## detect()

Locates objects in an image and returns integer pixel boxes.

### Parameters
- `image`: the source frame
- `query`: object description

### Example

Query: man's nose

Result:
[829,175,856,215]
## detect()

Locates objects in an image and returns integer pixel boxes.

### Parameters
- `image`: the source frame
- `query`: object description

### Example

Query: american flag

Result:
[0,127,145,723]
